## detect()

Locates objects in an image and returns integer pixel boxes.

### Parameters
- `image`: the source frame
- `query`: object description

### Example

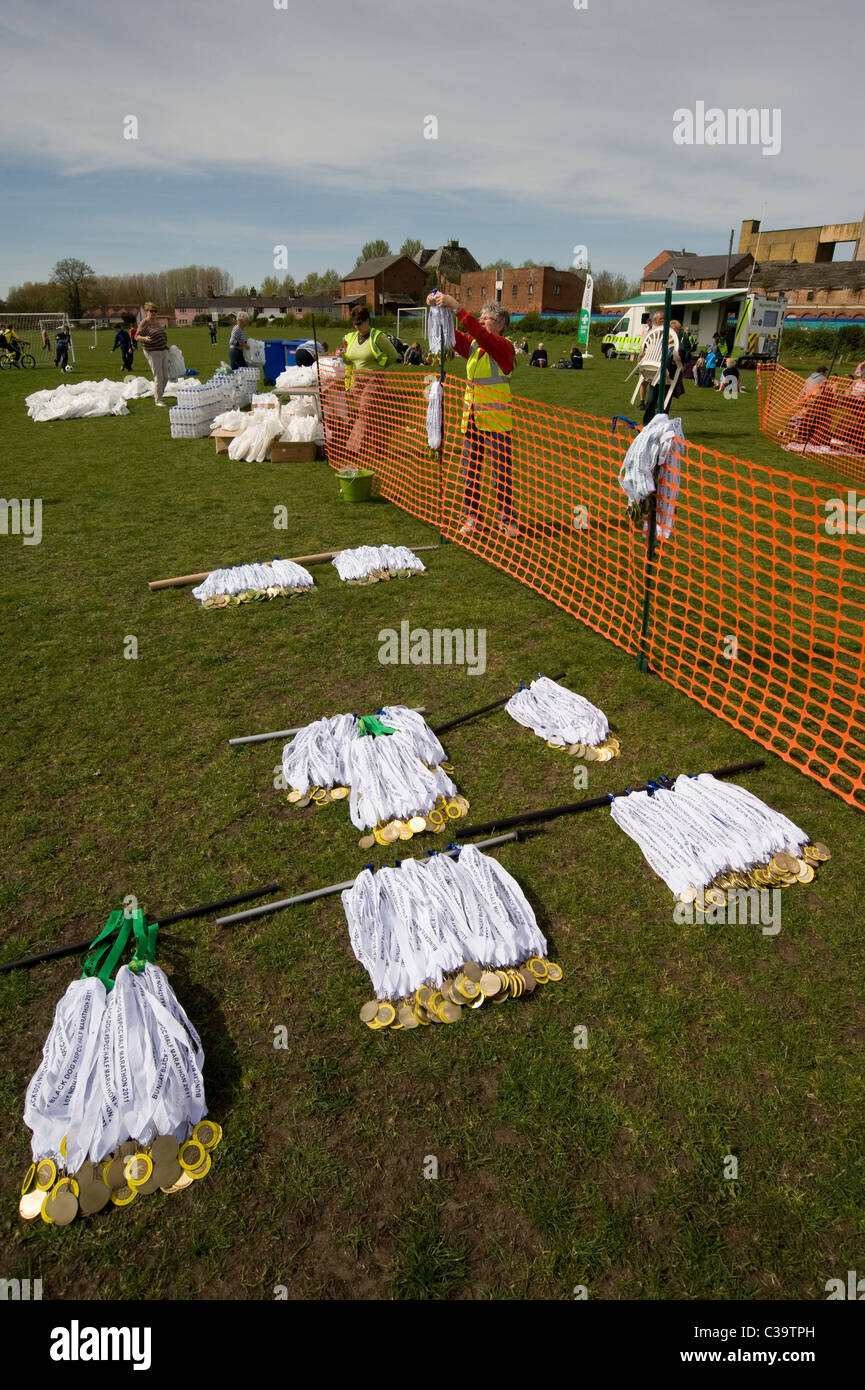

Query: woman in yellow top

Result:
[339,304,400,456]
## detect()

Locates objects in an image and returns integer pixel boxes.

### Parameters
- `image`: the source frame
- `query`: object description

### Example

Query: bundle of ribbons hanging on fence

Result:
[318,370,865,809]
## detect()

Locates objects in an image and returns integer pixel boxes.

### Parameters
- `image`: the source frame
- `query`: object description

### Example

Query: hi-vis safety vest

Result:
[344,328,390,390]
[461,343,512,432]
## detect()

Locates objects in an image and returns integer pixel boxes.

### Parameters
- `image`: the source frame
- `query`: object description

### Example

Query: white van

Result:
[602,291,786,365]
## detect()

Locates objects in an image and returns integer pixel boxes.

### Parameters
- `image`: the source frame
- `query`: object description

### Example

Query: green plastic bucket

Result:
[337,468,375,502]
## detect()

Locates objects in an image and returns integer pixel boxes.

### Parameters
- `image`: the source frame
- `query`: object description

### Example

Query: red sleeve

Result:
[452,327,473,360]
[457,309,515,374]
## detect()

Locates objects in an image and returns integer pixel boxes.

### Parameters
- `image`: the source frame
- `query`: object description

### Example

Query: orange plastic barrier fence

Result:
[758,362,865,486]
[322,369,865,809]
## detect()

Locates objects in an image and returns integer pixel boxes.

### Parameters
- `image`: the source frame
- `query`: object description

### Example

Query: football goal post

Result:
[3,312,75,362]
[396,306,428,341]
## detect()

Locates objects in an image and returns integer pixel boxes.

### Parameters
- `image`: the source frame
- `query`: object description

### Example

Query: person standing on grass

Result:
[136,303,170,405]
[427,290,517,538]
[112,324,135,372]
[41,328,52,353]
[337,304,400,457]
[54,324,71,371]
[209,319,218,344]
[229,313,250,370]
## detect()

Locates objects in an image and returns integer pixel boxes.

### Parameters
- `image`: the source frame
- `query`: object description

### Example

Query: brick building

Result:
[338,254,429,319]
[641,252,753,292]
[457,266,585,315]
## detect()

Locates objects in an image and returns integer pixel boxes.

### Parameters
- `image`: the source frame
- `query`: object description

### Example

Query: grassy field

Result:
[1,327,863,1302]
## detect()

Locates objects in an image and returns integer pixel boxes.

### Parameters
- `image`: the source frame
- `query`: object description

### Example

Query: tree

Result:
[400,237,423,262]
[5,280,66,312]
[355,240,391,268]
[50,258,96,319]
[234,285,248,296]
[278,274,297,298]
[259,275,280,298]
[297,269,340,297]
[591,269,639,304]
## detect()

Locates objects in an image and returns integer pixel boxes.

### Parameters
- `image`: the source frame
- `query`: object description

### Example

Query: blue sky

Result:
[1,0,860,296]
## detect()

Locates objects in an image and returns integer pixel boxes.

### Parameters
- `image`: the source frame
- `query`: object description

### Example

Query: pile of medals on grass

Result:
[361,957,563,1030]
[608,771,828,904]
[281,705,469,845]
[342,844,561,1033]
[681,841,831,909]
[191,557,315,609]
[19,1121,223,1225]
[331,544,426,585]
[19,908,218,1226]
[505,676,620,763]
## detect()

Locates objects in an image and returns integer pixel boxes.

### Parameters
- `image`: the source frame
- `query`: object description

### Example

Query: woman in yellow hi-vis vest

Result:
[428,291,517,537]
[338,303,400,456]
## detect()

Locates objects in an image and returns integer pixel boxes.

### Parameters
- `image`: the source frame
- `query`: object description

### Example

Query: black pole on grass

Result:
[637,279,673,673]
[455,759,766,838]
[0,884,282,974]
[431,671,566,737]
[438,303,448,547]
[216,827,545,927]
[311,312,328,467]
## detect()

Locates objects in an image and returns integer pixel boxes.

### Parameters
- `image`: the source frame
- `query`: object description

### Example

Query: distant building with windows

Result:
[457,266,585,315]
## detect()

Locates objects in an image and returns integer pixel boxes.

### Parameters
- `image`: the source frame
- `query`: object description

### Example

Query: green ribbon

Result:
[129,910,159,975]
[356,715,396,738]
[80,908,158,991]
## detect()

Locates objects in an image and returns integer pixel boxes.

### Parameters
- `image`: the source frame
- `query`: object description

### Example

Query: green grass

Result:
[0,327,863,1301]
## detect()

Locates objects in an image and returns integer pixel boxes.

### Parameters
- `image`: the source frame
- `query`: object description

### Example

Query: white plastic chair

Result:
[627,327,681,409]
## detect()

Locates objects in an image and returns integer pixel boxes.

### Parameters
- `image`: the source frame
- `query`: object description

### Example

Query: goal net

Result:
[2,312,75,361]
[396,307,428,341]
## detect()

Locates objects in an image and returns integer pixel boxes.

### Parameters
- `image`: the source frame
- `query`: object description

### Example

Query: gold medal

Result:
[151,1136,180,1165]
[463,962,482,983]
[440,1001,462,1023]
[287,790,303,803]
[20,1163,36,1196]
[375,1002,396,1028]
[518,967,537,993]
[360,1001,379,1025]
[35,1158,56,1190]
[109,1184,137,1208]
[478,971,501,997]
[18,1188,45,1221]
[374,828,388,845]
[331,787,349,800]
[193,1121,223,1151]
[398,828,413,841]
[546,962,563,982]
[124,1154,153,1187]
[359,834,376,850]
[796,862,815,883]
[160,1171,194,1195]
[812,842,831,861]
[678,886,697,904]
[408,816,427,833]
[381,823,400,844]
[186,1153,212,1180]
[445,802,461,820]
[45,1185,79,1226]
[179,1140,206,1173]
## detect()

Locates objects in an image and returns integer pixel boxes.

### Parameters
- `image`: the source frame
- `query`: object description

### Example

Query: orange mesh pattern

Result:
[758,362,865,486]
[322,371,865,808]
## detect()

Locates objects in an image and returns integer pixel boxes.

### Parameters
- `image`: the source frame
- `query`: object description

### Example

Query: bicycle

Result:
[0,340,37,369]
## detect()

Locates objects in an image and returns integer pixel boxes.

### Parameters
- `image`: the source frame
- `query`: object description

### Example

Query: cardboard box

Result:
[269,440,317,463]
[212,428,242,455]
